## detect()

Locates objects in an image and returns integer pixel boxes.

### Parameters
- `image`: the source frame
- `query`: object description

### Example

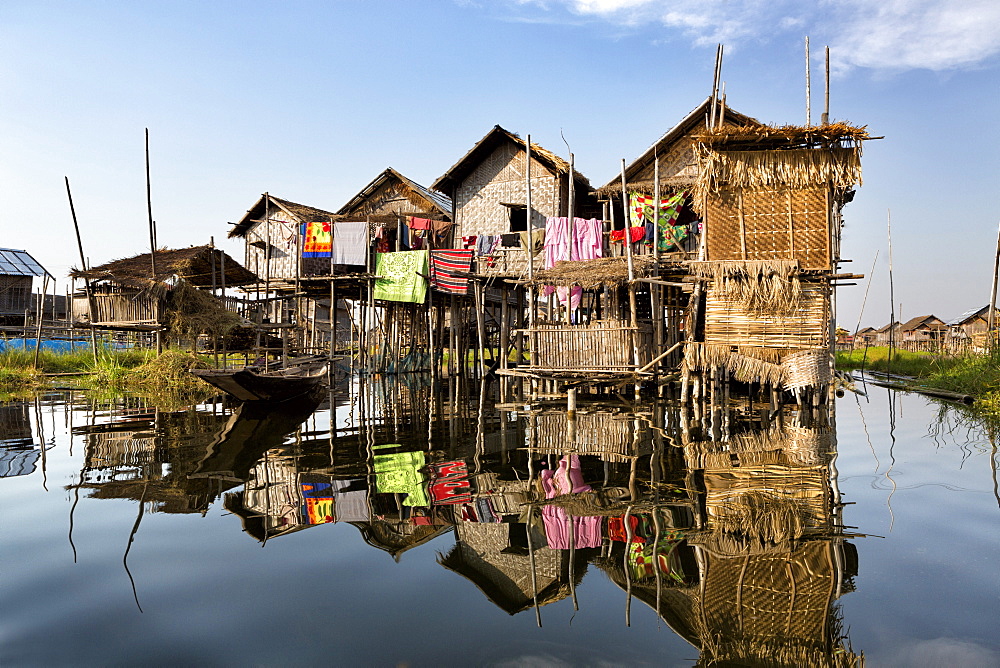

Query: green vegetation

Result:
[0,346,214,407]
[837,346,1000,417]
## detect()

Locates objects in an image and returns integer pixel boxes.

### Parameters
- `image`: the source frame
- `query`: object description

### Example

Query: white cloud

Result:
[885,637,1000,667]
[509,0,1000,71]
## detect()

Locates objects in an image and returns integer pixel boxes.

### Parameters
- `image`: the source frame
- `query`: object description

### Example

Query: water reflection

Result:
[34,376,871,665]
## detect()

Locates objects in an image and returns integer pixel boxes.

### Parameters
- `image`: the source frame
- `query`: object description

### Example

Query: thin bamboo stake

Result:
[805,36,812,127]
[64,177,99,364]
[988,219,1000,335]
[822,45,830,126]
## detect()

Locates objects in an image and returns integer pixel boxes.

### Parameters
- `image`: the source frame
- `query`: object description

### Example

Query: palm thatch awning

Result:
[70,245,258,289]
[693,121,871,149]
[521,256,657,289]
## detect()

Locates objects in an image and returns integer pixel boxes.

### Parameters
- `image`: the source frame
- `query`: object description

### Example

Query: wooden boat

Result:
[190,356,329,402]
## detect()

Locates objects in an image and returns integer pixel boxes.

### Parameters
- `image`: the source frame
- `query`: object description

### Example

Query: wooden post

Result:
[500,284,509,370]
[145,129,157,280]
[64,177,99,364]
[989,219,1000,336]
[474,281,486,378]
[620,160,640,371]
[805,36,812,126]
[565,152,574,325]
[822,45,830,126]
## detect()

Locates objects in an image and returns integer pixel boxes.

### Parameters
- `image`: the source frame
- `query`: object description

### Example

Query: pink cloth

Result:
[539,455,601,549]
[543,218,604,311]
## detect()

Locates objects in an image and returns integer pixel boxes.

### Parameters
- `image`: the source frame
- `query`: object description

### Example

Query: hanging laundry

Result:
[475,234,500,256]
[431,219,454,246]
[429,249,474,295]
[543,218,604,311]
[302,221,332,258]
[374,250,429,303]
[408,216,432,231]
[610,226,646,244]
[331,221,369,265]
[500,233,520,248]
[519,228,545,257]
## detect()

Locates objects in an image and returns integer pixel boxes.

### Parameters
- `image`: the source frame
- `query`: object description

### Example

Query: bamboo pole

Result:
[988,219,1000,336]
[145,129,157,280]
[822,45,830,126]
[805,36,812,127]
[64,177,99,364]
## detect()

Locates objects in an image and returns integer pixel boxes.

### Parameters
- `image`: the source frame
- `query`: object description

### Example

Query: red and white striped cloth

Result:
[429,249,474,295]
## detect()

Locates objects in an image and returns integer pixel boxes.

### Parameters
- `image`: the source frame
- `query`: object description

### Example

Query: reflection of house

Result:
[0,401,38,477]
[439,519,587,615]
[0,247,51,326]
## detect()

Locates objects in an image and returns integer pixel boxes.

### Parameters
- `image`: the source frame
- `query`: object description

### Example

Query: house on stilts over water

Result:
[69,245,258,349]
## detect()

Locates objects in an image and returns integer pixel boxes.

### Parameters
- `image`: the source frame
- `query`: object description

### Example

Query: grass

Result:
[838,345,1000,417]
[0,346,214,407]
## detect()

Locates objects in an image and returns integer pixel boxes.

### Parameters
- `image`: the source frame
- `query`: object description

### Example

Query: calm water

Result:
[1,377,997,667]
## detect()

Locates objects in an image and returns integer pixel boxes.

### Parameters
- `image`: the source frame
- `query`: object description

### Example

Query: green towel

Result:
[374,250,428,303]
[373,450,429,507]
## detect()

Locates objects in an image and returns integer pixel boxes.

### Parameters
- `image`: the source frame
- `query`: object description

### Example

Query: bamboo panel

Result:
[699,541,835,645]
[529,411,651,462]
[85,432,156,469]
[475,250,545,277]
[523,320,654,369]
[705,186,831,269]
[704,283,828,350]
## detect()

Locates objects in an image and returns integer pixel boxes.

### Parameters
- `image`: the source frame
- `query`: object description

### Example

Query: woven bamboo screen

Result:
[527,320,654,370]
[698,541,836,657]
[528,411,652,462]
[704,283,828,350]
[705,186,831,269]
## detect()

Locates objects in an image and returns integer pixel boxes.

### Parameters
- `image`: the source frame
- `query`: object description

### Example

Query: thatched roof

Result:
[229,194,338,238]
[338,167,452,219]
[522,256,658,289]
[899,314,946,332]
[70,245,258,289]
[597,98,758,196]
[432,124,592,194]
[693,121,871,149]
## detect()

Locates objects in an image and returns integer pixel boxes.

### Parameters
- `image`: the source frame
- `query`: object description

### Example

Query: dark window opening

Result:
[509,206,527,232]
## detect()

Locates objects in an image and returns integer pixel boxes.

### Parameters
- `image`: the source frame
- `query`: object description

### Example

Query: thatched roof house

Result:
[69,245,256,330]
[597,97,757,197]
[338,167,452,220]
[228,194,341,283]
[431,125,595,241]
[72,245,256,289]
[899,314,946,342]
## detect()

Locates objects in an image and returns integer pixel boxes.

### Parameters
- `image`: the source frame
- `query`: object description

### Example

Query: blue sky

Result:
[2,0,998,328]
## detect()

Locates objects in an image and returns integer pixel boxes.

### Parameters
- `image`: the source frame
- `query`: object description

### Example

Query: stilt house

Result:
[0,248,51,326]
[70,245,256,333]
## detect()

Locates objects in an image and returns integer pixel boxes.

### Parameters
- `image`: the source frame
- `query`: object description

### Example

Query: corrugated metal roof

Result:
[0,248,49,277]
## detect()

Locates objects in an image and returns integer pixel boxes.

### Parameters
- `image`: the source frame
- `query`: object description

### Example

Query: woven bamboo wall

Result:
[698,541,837,655]
[528,411,652,462]
[245,213,301,281]
[705,186,831,269]
[630,128,700,182]
[455,143,562,238]
[704,283,829,350]
[528,320,654,369]
[88,287,159,325]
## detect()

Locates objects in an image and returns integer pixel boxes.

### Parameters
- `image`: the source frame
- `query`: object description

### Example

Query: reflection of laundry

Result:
[539,455,602,549]
[331,479,369,522]
[373,450,429,507]
[430,460,471,505]
[628,535,686,582]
